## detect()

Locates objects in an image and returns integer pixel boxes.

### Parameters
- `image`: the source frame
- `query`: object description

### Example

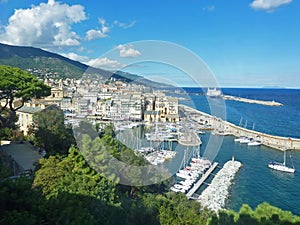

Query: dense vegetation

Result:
[29,105,75,155]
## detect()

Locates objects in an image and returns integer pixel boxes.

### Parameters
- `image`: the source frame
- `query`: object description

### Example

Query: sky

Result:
[0,0,299,88]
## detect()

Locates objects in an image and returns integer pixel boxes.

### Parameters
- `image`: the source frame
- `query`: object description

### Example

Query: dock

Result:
[178,123,202,146]
[186,162,218,199]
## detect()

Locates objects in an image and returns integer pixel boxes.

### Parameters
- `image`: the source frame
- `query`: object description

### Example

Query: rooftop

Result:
[17,105,43,114]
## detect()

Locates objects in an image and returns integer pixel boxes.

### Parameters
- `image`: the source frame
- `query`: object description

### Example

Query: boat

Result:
[206,88,222,97]
[239,137,251,144]
[234,136,245,142]
[268,150,295,173]
[248,140,262,146]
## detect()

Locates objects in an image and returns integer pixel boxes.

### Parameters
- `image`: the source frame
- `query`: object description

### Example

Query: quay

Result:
[180,104,300,151]
[222,95,283,106]
[186,162,218,199]
[178,122,202,146]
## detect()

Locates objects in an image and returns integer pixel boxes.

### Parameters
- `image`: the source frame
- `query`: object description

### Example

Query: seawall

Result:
[180,104,300,151]
[222,95,283,106]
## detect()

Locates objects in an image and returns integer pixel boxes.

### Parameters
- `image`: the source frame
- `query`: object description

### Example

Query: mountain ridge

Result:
[0,43,171,88]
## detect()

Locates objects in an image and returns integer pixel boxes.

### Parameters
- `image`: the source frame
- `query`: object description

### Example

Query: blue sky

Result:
[0,0,299,87]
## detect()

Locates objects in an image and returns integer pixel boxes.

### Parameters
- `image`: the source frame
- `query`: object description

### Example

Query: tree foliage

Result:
[209,203,300,225]
[33,146,117,203]
[31,105,75,155]
[0,65,51,129]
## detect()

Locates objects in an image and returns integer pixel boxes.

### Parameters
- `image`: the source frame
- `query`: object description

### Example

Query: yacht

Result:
[268,150,295,173]
[239,137,251,144]
[248,140,262,146]
[234,136,246,142]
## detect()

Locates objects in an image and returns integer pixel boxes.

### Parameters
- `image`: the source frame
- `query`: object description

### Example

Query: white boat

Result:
[234,136,245,142]
[248,140,262,146]
[268,150,295,173]
[206,88,222,97]
[239,137,251,144]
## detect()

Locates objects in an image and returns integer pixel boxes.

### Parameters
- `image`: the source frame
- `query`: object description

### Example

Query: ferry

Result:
[206,88,222,97]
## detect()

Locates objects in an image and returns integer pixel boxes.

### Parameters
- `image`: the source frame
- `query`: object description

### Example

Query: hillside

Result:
[0,43,171,88]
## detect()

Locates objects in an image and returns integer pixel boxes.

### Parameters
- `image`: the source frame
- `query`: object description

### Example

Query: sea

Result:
[180,88,300,215]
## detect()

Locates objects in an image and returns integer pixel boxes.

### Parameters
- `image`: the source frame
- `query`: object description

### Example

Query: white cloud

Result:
[250,0,292,11]
[85,57,125,69]
[117,44,141,58]
[85,18,110,41]
[203,5,215,12]
[114,20,136,29]
[61,52,89,62]
[0,0,86,47]
[86,29,107,40]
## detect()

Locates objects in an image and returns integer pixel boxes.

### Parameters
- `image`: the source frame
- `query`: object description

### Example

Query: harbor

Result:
[113,93,300,214]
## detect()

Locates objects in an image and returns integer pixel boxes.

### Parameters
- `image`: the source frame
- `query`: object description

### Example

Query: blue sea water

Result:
[181,88,300,138]
[180,88,300,215]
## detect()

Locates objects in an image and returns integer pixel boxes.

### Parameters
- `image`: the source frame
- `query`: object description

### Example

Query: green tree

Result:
[208,203,300,225]
[32,105,75,155]
[0,65,50,130]
[0,176,44,225]
[33,146,118,203]
[158,193,211,225]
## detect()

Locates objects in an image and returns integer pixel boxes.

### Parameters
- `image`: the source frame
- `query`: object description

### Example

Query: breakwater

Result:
[222,95,283,106]
[180,104,300,151]
[197,159,242,212]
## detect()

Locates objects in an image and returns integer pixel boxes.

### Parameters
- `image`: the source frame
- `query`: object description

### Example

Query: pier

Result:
[186,162,218,199]
[178,123,202,146]
[222,95,283,106]
[180,104,300,151]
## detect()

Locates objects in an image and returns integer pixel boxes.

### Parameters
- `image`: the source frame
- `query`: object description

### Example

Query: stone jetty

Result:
[222,95,283,106]
[180,104,300,151]
[197,159,242,212]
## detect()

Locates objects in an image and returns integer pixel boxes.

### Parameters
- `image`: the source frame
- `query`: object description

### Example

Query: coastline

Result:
[180,104,300,151]
[222,95,283,106]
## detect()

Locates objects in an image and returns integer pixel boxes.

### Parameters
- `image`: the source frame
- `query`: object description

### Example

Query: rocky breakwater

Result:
[197,158,242,213]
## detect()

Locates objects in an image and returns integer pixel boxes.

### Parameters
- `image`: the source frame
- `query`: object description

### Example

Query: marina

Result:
[171,157,212,194]
[186,162,218,199]
[114,88,300,215]
[145,150,176,165]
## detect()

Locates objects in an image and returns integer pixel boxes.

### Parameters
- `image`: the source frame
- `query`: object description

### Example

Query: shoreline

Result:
[222,95,283,106]
[180,104,300,151]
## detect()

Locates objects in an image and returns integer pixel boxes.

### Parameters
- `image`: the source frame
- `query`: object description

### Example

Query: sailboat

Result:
[268,150,295,173]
